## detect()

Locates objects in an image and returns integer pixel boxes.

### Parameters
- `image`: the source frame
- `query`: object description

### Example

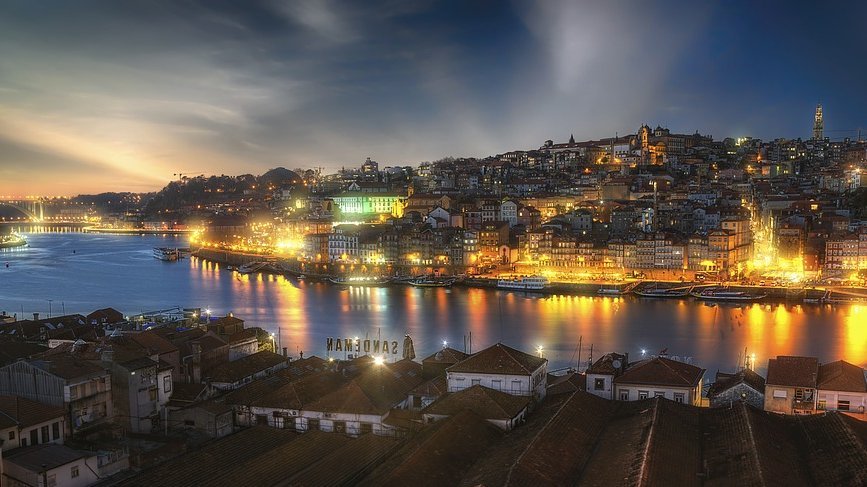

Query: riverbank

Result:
[84,227,193,235]
[190,247,867,304]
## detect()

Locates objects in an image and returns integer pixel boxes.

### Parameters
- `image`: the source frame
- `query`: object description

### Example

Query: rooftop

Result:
[766,355,819,388]
[206,350,287,384]
[817,360,867,393]
[423,384,531,421]
[614,356,705,388]
[0,395,65,429]
[4,444,90,471]
[447,343,546,376]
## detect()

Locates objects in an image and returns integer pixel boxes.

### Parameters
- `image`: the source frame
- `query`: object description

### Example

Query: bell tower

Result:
[812,104,824,140]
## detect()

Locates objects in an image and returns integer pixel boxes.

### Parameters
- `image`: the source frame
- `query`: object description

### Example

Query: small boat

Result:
[153,247,180,261]
[597,287,627,296]
[237,262,268,274]
[691,287,766,302]
[497,275,549,291]
[328,276,392,286]
[0,233,27,249]
[634,285,691,298]
[297,274,306,280]
[409,277,455,288]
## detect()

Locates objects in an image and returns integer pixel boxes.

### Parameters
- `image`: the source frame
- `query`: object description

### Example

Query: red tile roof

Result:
[817,360,867,392]
[766,356,819,388]
[423,385,530,421]
[447,343,546,376]
[0,395,65,429]
[614,357,704,388]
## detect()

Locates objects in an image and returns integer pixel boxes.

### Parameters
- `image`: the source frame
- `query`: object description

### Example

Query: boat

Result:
[0,233,27,249]
[691,287,766,302]
[634,285,692,298]
[409,277,455,288]
[177,247,192,258]
[597,286,627,296]
[497,275,549,291]
[153,247,180,261]
[328,276,392,286]
[237,262,269,274]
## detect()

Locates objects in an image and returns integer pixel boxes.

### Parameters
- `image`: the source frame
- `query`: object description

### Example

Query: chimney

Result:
[101,347,114,363]
[282,347,288,358]
[33,312,39,320]
[623,353,629,373]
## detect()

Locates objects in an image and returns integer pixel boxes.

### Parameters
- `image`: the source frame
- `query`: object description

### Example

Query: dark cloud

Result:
[0,0,865,195]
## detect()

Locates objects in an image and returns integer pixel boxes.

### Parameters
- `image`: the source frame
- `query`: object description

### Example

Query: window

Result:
[47,474,56,487]
[149,389,158,402]
[619,390,629,401]
[838,400,850,411]
[307,418,320,431]
[594,378,605,391]
[674,393,685,404]
[654,392,665,398]
[817,400,827,410]
[284,417,296,430]
[471,379,481,386]
[52,422,60,441]
[794,389,804,401]
[71,466,79,478]
[511,380,522,393]
[360,423,373,435]
[41,425,49,443]
[21,437,27,447]
[638,391,649,400]
[492,380,502,391]
[772,389,787,398]
[164,376,172,393]
[256,415,268,426]
[30,429,38,446]
[8,431,14,440]
[334,421,346,434]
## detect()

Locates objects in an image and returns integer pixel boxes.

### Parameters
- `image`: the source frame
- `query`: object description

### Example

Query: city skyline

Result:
[2,0,866,196]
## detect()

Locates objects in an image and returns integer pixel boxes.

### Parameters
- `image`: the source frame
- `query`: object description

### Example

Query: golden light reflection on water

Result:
[189,264,865,371]
[845,305,867,362]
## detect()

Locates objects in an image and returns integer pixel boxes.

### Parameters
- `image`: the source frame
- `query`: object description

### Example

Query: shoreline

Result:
[191,247,867,304]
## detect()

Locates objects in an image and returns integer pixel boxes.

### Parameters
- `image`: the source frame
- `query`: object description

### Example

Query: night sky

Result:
[1,0,865,195]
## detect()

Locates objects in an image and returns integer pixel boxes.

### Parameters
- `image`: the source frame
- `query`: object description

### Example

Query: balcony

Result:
[792,399,815,411]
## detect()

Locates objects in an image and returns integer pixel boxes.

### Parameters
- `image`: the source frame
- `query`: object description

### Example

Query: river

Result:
[1,230,865,375]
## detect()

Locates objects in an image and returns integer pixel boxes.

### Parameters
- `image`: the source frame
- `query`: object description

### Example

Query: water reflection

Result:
[1,232,865,373]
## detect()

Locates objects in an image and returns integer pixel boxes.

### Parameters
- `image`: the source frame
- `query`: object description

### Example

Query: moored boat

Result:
[634,285,692,298]
[153,247,180,261]
[409,277,455,288]
[691,287,766,302]
[328,276,392,286]
[237,262,268,274]
[497,275,549,291]
[0,233,27,249]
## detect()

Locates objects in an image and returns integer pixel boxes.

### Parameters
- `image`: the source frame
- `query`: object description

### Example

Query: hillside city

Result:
[9,108,867,288]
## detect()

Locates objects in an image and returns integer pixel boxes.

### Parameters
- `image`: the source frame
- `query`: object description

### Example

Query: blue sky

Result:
[0,0,865,195]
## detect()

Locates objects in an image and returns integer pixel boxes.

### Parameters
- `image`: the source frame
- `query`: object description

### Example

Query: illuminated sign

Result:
[326,337,399,355]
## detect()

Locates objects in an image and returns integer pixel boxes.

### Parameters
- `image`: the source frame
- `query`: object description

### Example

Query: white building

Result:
[3,444,100,487]
[816,360,867,417]
[0,396,66,451]
[500,200,519,228]
[446,343,547,401]
[613,357,705,406]
[585,352,628,400]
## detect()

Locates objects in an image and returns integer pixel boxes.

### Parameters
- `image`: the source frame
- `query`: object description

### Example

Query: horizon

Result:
[2,1,866,196]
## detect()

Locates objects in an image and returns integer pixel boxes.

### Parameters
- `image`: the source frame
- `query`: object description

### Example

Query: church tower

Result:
[812,104,824,140]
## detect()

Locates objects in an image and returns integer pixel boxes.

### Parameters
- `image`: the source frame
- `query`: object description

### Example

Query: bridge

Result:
[0,199,45,222]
